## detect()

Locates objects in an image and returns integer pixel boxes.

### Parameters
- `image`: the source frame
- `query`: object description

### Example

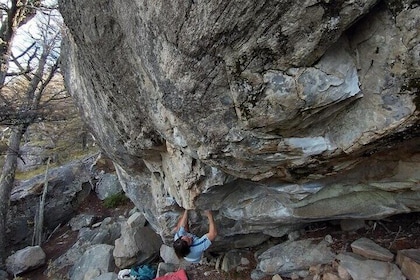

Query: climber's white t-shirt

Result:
[174,226,212,263]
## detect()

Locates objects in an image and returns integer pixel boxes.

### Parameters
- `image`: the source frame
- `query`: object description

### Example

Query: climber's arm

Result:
[175,209,189,232]
[205,210,217,242]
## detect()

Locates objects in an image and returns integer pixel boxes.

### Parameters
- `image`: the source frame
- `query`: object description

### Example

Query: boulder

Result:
[350,237,394,262]
[49,216,123,274]
[220,249,251,273]
[337,252,405,280]
[69,213,98,231]
[252,239,335,278]
[127,211,146,228]
[95,173,123,200]
[113,213,162,268]
[160,244,180,265]
[396,249,420,280]
[340,219,366,232]
[58,0,420,249]
[7,155,97,250]
[69,244,115,280]
[16,143,46,172]
[6,246,46,276]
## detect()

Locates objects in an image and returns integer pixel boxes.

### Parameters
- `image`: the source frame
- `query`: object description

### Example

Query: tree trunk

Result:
[0,124,26,268]
[0,0,18,87]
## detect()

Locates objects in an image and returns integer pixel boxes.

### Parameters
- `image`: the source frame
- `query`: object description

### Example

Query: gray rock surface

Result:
[0,270,8,279]
[58,0,420,248]
[340,219,366,232]
[160,244,180,265]
[396,249,420,280]
[16,143,46,172]
[69,214,97,231]
[351,237,394,262]
[5,246,46,276]
[95,173,123,200]
[92,272,119,280]
[337,252,405,280]
[7,155,97,250]
[220,249,251,273]
[50,216,123,274]
[113,213,162,268]
[252,239,335,278]
[69,244,115,280]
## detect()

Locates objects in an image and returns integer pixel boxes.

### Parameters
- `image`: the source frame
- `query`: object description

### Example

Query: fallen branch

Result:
[377,221,392,234]
[45,223,61,243]
[388,226,402,250]
[34,157,50,245]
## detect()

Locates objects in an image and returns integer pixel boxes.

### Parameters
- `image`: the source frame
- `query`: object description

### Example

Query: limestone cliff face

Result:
[59,0,419,245]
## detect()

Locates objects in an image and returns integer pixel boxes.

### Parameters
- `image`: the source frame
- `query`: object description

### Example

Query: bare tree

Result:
[0,0,61,268]
[0,0,40,87]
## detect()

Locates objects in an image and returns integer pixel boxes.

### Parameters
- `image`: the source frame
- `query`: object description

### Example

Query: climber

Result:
[173,209,217,263]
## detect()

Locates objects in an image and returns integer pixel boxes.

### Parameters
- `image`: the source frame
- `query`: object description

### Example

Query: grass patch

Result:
[15,166,48,180]
[103,192,129,208]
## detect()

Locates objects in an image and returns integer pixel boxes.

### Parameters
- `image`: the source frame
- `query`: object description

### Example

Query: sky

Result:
[0,0,62,73]
[13,0,61,52]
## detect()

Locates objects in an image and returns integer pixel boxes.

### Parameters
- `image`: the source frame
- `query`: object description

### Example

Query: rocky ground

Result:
[17,193,419,280]
[184,212,419,280]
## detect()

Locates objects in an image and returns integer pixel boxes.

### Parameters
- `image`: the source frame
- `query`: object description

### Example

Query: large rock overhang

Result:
[59,0,419,244]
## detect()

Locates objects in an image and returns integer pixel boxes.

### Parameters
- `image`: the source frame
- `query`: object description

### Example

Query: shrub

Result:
[103,192,129,208]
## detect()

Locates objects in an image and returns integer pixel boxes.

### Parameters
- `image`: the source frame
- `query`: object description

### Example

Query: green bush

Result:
[103,192,129,208]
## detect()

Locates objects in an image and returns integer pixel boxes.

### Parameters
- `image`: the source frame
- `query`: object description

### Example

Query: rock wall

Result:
[58,0,420,246]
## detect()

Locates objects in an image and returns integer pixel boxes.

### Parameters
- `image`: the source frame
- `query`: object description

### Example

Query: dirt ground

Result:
[16,193,420,280]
